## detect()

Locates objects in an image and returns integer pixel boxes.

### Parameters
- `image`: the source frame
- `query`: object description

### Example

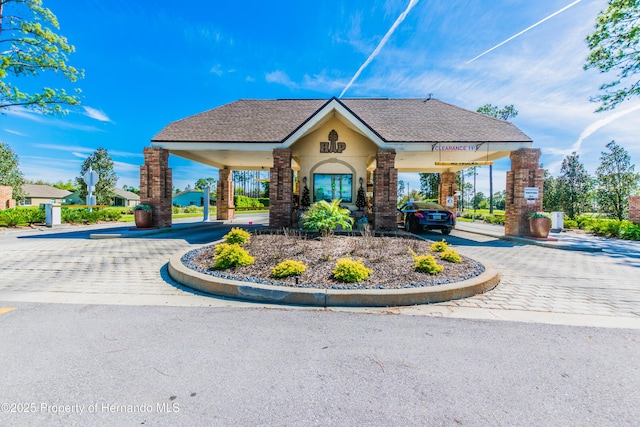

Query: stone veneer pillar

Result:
[629,196,640,224]
[505,148,544,236]
[438,172,458,216]
[140,147,172,228]
[269,148,293,228]
[216,169,235,220]
[0,186,16,210]
[373,149,398,230]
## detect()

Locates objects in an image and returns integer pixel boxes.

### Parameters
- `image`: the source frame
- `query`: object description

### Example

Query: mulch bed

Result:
[182,230,485,290]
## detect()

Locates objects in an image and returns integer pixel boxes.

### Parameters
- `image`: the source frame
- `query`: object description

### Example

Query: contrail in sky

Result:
[339,0,419,98]
[466,0,582,64]
[546,103,640,157]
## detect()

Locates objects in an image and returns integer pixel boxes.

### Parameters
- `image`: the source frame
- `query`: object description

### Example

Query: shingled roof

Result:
[152,97,532,144]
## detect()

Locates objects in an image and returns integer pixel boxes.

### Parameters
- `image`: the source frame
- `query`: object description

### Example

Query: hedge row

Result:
[233,195,269,208]
[0,207,124,227]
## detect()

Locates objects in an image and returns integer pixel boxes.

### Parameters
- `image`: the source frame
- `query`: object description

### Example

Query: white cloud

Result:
[3,129,28,137]
[83,106,113,122]
[265,70,298,89]
[5,107,106,132]
[32,143,142,158]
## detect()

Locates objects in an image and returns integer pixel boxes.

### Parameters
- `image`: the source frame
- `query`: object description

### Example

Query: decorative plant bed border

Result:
[168,239,500,307]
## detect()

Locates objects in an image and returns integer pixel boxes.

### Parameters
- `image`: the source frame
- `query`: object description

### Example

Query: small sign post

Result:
[524,187,539,199]
[83,167,99,212]
[445,196,454,207]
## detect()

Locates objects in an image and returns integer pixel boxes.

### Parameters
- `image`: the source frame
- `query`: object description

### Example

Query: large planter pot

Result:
[134,210,153,228]
[529,217,551,238]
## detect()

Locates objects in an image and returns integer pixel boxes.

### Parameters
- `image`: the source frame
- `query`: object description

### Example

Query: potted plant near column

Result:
[133,204,153,228]
[528,211,551,238]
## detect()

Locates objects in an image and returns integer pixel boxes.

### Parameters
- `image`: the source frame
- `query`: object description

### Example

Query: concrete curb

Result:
[89,221,223,239]
[168,246,500,307]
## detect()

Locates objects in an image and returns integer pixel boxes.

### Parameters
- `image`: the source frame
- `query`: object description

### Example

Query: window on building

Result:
[313,174,352,203]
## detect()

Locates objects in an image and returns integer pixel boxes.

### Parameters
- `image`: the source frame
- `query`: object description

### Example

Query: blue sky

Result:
[2,0,639,196]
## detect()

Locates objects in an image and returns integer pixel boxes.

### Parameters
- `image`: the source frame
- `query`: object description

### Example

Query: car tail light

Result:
[415,212,424,218]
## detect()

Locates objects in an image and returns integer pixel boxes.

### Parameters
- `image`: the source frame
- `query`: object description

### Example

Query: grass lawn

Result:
[459,209,505,216]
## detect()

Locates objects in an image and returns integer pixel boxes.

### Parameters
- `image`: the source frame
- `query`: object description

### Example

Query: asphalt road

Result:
[1,303,639,426]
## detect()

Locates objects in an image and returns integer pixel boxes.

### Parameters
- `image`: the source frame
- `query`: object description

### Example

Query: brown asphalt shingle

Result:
[152,98,531,144]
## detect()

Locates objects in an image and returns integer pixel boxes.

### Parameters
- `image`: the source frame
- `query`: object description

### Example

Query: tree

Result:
[398,189,423,205]
[492,190,506,210]
[595,140,640,220]
[0,141,24,200]
[419,173,440,200]
[194,177,216,190]
[0,0,83,114]
[542,168,562,212]
[397,179,405,198]
[558,152,593,219]
[122,184,139,195]
[584,0,640,111]
[75,147,117,206]
[471,192,486,210]
[476,104,519,120]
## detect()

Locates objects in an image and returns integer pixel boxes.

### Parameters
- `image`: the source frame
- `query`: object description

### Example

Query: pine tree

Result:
[355,184,366,210]
[300,185,310,208]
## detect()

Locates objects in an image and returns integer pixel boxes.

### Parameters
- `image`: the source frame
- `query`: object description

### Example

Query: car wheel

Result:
[442,227,452,235]
[404,218,412,232]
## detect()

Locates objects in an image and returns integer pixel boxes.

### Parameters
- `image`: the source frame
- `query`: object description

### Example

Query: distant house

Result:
[112,188,140,207]
[20,184,72,206]
[64,188,140,207]
[172,190,216,207]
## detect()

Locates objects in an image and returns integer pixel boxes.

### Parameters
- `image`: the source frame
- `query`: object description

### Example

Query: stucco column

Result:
[438,172,458,216]
[216,168,235,220]
[140,147,172,228]
[505,148,544,236]
[373,149,398,230]
[269,148,293,228]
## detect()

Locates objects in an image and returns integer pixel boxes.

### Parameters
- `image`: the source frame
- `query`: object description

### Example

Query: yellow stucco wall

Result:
[291,117,378,207]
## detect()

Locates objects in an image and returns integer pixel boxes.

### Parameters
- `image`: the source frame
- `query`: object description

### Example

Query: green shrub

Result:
[528,211,551,219]
[301,199,354,235]
[430,239,449,252]
[183,206,201,213]
[483,215,505,225]
[576,215,595,230]
[588,218,621,238]
[25,209,43,224]
[461,212,486,220]
[0,209,25,226]
[172,206,180,214]
[563,219,578,229]
[212,243,255,269]
[272,260,307,278]
[440,248,462,263]
[408,248,444,274]
[223,227,251,245]
[133,204,152,212]
[257,198,270,207]
[619,221,640,241]
[234,195,264,208]
[332,257,371,282]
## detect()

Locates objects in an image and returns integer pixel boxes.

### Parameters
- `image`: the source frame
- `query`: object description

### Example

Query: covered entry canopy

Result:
[151,97,532,172]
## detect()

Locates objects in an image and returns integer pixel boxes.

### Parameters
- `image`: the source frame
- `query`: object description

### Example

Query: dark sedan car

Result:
[397,201,456,234]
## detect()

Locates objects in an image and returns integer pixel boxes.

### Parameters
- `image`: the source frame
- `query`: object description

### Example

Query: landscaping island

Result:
[169,230,500,307]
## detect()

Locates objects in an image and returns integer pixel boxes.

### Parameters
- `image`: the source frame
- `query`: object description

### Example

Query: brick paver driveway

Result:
[1,217,638,327]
